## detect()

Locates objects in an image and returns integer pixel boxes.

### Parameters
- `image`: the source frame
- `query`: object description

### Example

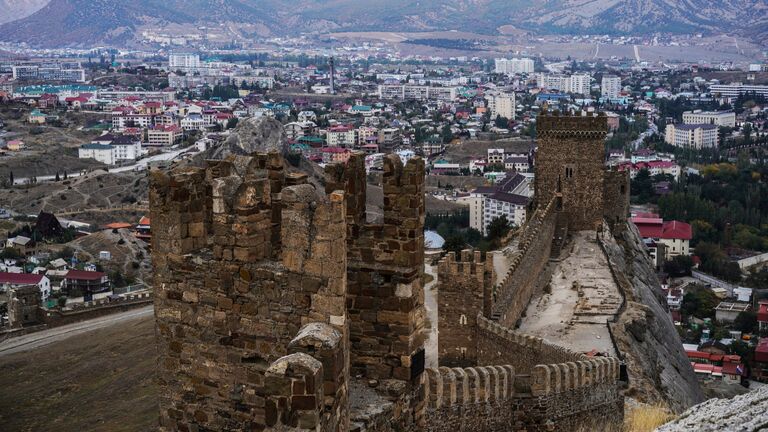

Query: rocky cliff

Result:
[601,223,705,413]
[657,385,768,432]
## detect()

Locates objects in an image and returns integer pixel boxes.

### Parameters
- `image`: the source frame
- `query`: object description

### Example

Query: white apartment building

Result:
[378,85,457,101]
[326,126,356,147]
[146,125,183,147]
[169,53,201,70]
[79,144,116,165]
[537,73,591,95]
[483,193,528,233]
[12,63,86,83]
[709,83,768,99]
[487,148,505,165]
[664,123,719,149]
[682,110,736,128]
[494,58,534,75]
[485,93,516,120]
[467,172,533,235]
[601,75,621,99]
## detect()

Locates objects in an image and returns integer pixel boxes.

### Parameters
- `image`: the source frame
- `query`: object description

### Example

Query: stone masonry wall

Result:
[151,153,350,432]
[476,315,581,373]
[492,197,557,328]
[325,152,427,429]
[602,169,630,234]
[535,112,608,231]
[422,354,623,432]
[437,250,493,367]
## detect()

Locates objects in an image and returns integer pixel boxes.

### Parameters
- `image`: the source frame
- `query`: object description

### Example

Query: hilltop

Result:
[0,0,765,47]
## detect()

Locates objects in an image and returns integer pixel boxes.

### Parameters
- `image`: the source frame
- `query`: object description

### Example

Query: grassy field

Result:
[0,316,158,432]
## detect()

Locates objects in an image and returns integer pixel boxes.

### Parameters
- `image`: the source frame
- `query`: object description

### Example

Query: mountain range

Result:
[0,0,765,48]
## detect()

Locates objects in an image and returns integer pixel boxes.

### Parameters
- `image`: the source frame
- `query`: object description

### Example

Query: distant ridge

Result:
[0,0,765,47]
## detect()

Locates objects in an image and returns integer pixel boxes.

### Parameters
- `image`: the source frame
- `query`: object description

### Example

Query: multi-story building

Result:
[494,58,534,75]
[665,123,719,149]
[632,216,692,261]
[169,53,201,70]
[78,143,116,165]
[98,90,176,103]
[487,148,505,165]
[12,62,86,83]
[682,110,736,128]
[146,125,183,147]
[504,156,530,173]
[709,83,768,99]
[538,73,591,95]
[357,126,379,146]
[485,93,516,120]
[378,128,402,148]
[467,172,533,235]
[284,121,317,141]
[378,84,457,101]
[601,75,621,99]
[326,125,356,147]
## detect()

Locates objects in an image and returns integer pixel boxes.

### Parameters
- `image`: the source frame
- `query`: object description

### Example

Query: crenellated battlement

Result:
[492,196,559,327]
[530,356,620,396]
[536,110,608,138]
[151,153,353,432]
[437,250,490,284]
[424,365,516,410]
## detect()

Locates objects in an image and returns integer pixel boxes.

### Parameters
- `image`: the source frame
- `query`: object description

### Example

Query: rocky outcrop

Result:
[657,385,768,432]
[201,116,288,161]
[600,223,705,413]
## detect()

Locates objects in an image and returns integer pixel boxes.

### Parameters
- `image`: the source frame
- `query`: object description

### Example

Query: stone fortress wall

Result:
[432,111,630,431]
[150,112,632,432]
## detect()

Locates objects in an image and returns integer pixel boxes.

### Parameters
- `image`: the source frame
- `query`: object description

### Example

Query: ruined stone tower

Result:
[151,151,427,431]
[535,112,608,231]
[437,250,493,367]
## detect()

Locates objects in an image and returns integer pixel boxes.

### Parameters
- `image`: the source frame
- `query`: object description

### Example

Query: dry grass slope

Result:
[0,316,158,432]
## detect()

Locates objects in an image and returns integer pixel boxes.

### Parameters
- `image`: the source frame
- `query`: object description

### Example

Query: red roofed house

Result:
[135,216,151,242]
[0,271,51,301]
[632,216,692,261]
[758,301,768,333]
[755,339,768,381]
[63,270,110,298]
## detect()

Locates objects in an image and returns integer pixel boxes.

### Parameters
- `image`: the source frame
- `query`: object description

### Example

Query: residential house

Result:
[632,216,692,261]
[715,302,751,324]
[504,156,530,173]
[146,125,183,147]
[6,236,37,256]
[0,272,51,301]
[63,269,110,298]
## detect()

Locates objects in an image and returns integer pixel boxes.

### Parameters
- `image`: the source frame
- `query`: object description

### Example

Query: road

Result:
[0,305,153,357]
[631,121,658,150]
[12,144,202,185]
[691,270,736,297]
[424,263,439,369]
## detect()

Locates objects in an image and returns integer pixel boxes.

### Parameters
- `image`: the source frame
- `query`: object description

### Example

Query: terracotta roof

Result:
[0,272,44,285]
[65,270,106,281]
[104,222,133,230]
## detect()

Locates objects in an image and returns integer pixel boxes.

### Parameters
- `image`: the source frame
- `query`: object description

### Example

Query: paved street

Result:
[0,305,153,357]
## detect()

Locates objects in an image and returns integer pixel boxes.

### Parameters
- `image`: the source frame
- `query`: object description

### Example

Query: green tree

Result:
[630,168,654,203]
[494,115,509,129]
[681,286,719,319]
[441,125,453,144]
[664,255,694,277]
[443,235,466,256]
[486,215,512,242]
[734,311,757,334]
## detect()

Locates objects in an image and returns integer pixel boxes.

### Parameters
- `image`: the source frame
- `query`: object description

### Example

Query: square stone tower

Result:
[535,112,608,231]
